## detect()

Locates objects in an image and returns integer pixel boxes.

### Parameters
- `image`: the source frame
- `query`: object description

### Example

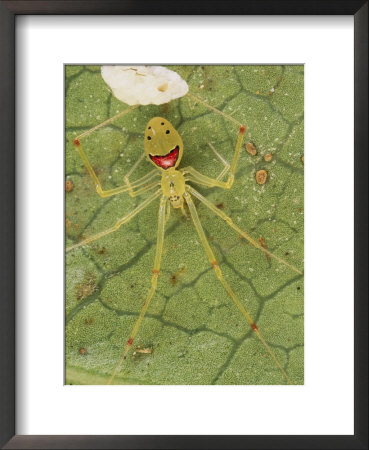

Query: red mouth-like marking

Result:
[150,146,179,169]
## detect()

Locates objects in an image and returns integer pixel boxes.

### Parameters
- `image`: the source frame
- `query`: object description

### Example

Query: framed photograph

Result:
[1,1,367,449]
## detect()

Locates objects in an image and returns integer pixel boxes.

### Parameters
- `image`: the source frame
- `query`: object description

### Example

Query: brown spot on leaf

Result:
[246,142,257,156]
[76,273,97,301]
[264,153,273,162]
[98,247,106,255]
[216,202,224,210]
[255,169,268,185]
[65,180,74,192]
[79,348,87,355]
[169,267,186,285]
[84,317,94,325]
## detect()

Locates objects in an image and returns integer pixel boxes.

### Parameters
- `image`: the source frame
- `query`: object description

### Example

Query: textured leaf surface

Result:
[65,65,304,385]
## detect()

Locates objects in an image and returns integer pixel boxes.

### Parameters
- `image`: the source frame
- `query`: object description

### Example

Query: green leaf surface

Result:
[65,65,304,385]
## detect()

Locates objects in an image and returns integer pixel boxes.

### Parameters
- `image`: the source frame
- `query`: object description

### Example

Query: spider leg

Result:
[165,200,171,222]
[66,189,162,252]
[124,180,161,197]
[187,92,243,128]
[75,105,139,141]
[208,142,230,181]
[123,153,154,198]
[74,138,160,199]
[107,195,168,385]
[183,124,245,190]
[186,185,302,275]
[183,190,293,385]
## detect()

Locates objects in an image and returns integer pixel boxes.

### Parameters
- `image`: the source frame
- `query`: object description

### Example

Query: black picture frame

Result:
[0,1,367,449]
